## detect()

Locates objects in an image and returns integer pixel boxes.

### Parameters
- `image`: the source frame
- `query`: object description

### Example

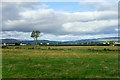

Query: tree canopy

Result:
[31,30,40,45]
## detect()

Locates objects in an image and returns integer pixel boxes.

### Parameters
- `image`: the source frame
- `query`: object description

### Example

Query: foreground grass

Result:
[2,46,119,78]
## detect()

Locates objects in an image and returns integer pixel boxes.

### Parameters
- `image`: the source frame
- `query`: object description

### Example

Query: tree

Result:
[88,41,94,44]
[109,41,114,46]
[31,30,40,45]
[28,42,31,45]
[109,41,114,45]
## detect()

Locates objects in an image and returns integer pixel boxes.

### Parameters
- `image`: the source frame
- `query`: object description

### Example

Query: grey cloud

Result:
[2,2,47,21]
[2,2,118,36]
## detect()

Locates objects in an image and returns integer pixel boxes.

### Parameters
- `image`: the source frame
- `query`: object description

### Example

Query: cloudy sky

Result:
[1,0,119,41]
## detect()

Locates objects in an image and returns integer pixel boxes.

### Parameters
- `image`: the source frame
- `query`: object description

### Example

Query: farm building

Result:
[103,41,110,44]
[114,42,120,44]
[47,43,50,45]
[3,43,16,46]
[3,43,26,46]
[40,43,43,45]
[20,43,26,46]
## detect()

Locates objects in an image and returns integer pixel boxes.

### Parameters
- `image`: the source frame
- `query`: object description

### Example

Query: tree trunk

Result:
[35,37,37,49]
[35,37,37,45]
[34,38,35,45]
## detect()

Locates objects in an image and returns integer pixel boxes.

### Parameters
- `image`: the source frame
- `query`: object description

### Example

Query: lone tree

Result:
[31,30,40,45]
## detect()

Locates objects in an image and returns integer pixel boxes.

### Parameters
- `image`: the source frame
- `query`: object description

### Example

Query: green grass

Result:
[2,46,119,78]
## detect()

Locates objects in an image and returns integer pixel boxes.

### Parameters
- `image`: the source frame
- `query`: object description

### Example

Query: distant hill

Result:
[1,37,119,44]
[1,38,20,43]
[96,37,120,42]
[1,39,60,44]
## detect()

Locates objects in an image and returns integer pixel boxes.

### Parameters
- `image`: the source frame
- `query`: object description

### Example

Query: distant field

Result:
[2,46,119,78]
[97,39,119,41]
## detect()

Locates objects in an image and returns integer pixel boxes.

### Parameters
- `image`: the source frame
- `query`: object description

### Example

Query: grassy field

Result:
[2,46,119,78]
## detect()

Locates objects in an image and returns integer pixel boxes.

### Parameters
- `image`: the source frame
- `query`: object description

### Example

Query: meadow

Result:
[2,46,119,78]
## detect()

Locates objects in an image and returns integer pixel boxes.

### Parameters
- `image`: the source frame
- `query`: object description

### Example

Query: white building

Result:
[114,42,120,44]
[47,43,50,45]
[103,42,110,44]
[40,43,43,45]
[20,43,26,46]
[3,43,6,46]
[3,43,26,46]
[3,43,16,46]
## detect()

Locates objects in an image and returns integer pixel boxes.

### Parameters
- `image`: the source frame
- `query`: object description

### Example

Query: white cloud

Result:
[1,1,118,40]
[62,20,117,34]
[3,9,118,35]
[1,31,31,40]
[1,31,118,41]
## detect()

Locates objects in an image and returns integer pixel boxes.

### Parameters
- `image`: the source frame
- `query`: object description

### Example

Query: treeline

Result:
[28,43,120,46]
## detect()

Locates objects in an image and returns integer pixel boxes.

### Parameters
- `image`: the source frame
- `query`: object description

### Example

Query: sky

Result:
[1,0,119,41]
